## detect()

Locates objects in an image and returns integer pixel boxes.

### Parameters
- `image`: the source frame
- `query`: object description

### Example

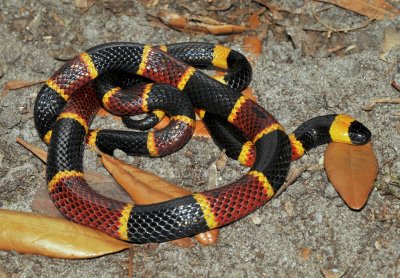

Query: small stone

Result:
[299,247,311,260]
[251,214,262,225]
[320,268,346,278]
[284,201,294,217]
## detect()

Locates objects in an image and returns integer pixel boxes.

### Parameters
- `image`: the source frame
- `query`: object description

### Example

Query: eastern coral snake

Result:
[34,42,371,243]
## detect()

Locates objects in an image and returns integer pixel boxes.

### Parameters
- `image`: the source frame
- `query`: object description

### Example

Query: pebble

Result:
[250,214,262,225]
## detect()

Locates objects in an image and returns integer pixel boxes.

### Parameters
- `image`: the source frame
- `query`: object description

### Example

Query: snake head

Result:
[348,120,372,145]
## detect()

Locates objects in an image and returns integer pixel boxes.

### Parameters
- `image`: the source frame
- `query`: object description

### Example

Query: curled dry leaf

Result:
[318,0,400,20]
[100,153,219,246]
[243,36,263,57]
[247,7,266,29]
[0,209,130,259]
[324,142,378,210]
[156,9,251,35]
[157,10,188,29]
[16,137,47,162]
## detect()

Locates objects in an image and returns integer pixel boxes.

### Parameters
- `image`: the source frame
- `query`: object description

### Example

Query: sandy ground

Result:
[0,0,399,277]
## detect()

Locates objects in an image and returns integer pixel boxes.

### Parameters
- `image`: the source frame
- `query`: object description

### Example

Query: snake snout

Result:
[348,121,371,145]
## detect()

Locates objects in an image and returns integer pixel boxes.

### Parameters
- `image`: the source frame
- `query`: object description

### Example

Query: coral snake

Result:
[34,42,371,243]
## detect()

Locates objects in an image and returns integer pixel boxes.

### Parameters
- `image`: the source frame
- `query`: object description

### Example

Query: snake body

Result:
[34,42,371,243]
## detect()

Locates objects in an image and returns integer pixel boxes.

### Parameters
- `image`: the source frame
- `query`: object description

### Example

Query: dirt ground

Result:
[0,0,399,277]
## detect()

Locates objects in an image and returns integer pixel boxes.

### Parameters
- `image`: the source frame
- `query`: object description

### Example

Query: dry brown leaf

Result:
[100,153,219,246]
[16,137,47,162]
[153,112,211,138]
[0,209,130,258]
[198,23,250,35]
[31,172,133,217]
[193,119,211,138]
[101,153,191,201]
[16,137,132,215]
[17,135,219,247]
[169,237,196,248]
[242,87,257,101]
[319,0,400,20]
[247,7,266,29]
[194,229,219,246]
[157,10,188,29]
[156,9,251,35]
[243,36,263,66]
[1,79,45,97]
[324,142,378,210]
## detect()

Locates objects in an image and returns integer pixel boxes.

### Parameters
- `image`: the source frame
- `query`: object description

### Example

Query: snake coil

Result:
[34,42,371,243]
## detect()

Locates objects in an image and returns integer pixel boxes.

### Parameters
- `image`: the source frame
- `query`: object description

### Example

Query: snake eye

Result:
[348,121,371,145]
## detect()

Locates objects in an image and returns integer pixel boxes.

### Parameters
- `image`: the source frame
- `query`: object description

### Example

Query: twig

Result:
[363,97,400,111]
[312,3,373,38]
[275,164,310,197]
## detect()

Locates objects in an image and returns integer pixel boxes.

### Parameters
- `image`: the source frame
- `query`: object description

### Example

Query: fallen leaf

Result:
[1,79,45,97]
[194,229,219,246]
[96,107,111,117]
[169,238,196,248]
[242,87,257,101]
[198,23,251,35]
[193,119,211,138]
[154,112,211,138]
[0,209,130,258]
[157,10,188,29]
[100,153,219,246]
[380,27,400,61]
[16,137,47,162]
[31,172,132,217]
[243,36,263,57]
[17,138,219,247]
[324,142,378,210]
[246,7,266,29]
[318,0,400,20]
[100,153,191,201]
[155,9,251,35]
[153,115,170,130]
